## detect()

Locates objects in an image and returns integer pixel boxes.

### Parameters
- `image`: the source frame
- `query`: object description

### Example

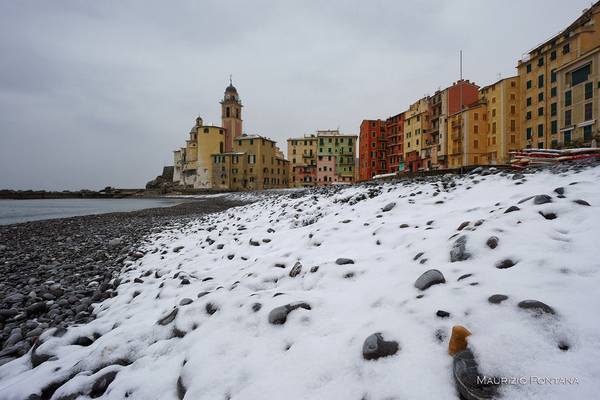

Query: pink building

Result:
[317,155,336,185]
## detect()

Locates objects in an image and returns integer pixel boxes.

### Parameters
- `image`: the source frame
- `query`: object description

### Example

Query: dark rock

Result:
[177,376,187,400]
[133,278,144,284]
[453,349,498,400]
[457,221,470,231]
[310,266,319,273]
[457,273,473,281]
[539,211,557,220]
[399,223,410,228]
[197,291,210,298]
[382,202,396,212]
[90,370,118,398]
[413,252,424,261]
[180,278,191,285]
[179,298,193,306]
[485,236,499,249]
[26,302,48,316]
[289,262,302,278]
[157,308,178,325]
[558,341,570,351]
[227,254,235,260]
[335,258,354,265]
[533,194,552,205]
[205,302,219,315]
[362,332,399,360]
[249,239,260,246]
[518,300,555,315]
[173,246,184,253]
[518,195,535,204]
[251,303,262,312]
[504,206,520,213]
[554,187,565,195]
[495,259,517,269]
[436,310,450,318]
[414,269,446,291]
[73,336,94,346]
[512,173,525,180]
[488,294,508,304]
[268,302,311,325]
[573,199,591,206]
[450,235,470,262]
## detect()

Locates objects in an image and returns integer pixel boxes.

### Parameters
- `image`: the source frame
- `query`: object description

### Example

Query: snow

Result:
[2,166,600,399]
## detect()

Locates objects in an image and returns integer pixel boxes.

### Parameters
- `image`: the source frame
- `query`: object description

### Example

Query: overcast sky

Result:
[0,0,593,190]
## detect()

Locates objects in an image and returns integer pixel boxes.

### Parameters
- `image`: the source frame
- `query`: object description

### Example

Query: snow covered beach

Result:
[1,164,600,399]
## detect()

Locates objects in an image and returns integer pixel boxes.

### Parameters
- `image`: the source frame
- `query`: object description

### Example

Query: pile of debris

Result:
[510,148,600,168]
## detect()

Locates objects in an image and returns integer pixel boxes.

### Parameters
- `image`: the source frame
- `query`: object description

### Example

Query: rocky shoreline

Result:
[0,197,248,364]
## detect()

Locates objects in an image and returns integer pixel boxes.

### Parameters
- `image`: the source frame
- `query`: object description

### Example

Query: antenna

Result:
[459,50,463,110]
[229,74,232,85]
[497,72,502,81]
[459,50,463,80]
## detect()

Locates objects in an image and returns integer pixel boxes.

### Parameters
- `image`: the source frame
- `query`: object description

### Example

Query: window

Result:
[571,64,591,86]
[585,102,593,121]
[565,110,572,126]
[527,127,532,139]
[538,57,544,67]
[537,124,544,137]
[585,82,593,99]
[551,87,557,97]
[526,63,532,73]
[538,74,544,88]
[527,80,532,89]
[474,125,478,133]
[551,50,557,60]
[474,140,478,149]
[551,70,556,83]
[511,105,516,115]
[551,120,557,134]
[563,43,570,54]
[538,107,544,116]
[551,102,557,116]
[538,92,544,102]
[219,142,224,153]
[511,119,516,132]
[565,90,572,106]
[226,107,230,117]
[564,130,572,144]
[474,112,478,120]
[492,109,496,117]
[584,125,593,141]
[526,111,532,120]
[526,97,532,106]
[538,142,544,149]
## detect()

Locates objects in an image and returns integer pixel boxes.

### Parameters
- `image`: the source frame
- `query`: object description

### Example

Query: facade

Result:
[287,135,318,187]
[447,101,489,168]
[220,80,243,152]
[556,46,600,147]
[428,80,480,169]
[359,119,387,180]
[404,98,430,172]
[479,76,521,164]
[212,135,290,190]
[385,113,405,173]
[517,3,600,149]
[172,117,226,188]
[316,130,357,185]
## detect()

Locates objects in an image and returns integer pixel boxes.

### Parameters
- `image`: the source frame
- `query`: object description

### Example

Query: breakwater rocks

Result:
[0,198,246,364]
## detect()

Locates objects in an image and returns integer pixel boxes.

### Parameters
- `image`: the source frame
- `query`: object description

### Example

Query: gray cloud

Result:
[0,0,590,189]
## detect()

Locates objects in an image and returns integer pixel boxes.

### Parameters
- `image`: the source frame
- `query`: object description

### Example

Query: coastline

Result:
[0,196,248,361]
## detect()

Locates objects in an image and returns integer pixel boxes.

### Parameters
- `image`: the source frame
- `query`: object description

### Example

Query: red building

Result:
[359,119,387,180]
[385,112,405,173]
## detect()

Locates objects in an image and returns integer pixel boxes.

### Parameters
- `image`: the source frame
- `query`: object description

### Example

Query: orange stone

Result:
[448,325,471,356]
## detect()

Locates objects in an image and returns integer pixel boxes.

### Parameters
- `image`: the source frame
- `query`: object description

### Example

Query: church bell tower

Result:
[220,76,243,152]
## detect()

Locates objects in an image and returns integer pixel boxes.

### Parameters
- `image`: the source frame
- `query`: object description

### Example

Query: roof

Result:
[479,75,518,91]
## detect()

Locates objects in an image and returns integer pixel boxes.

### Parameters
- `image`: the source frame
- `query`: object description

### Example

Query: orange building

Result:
[359,119,387,180]
[385,112,405,173]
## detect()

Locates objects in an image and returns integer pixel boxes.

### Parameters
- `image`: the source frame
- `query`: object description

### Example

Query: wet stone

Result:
[362,332,399,361]
[504,205,520,214]
[518,300,555,316]
[436,310,450,318]
[573,199,591,206]
[289,262,302,278]
[335,258,354,265]
[157,308,178,325]
[414,269,446,291]
[486,236,499,249]
[488,294,509,304]
[533,194,552,205]
[495,259,517,269]
[268,302,311,325]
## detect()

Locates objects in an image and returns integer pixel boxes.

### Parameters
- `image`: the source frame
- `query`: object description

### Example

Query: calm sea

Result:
[0,198,181,225]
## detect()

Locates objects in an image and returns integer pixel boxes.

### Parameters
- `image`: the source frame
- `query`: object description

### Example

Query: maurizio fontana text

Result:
[477,376,580,385]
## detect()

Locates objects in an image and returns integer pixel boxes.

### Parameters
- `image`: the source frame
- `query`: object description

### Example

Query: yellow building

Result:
[517,2,600,149]
[287,135,318,187]
[212,135,290,190]
[173,117,225,188]
[447,101,489,168]
[403,97,430,172]
[479,76,521,164]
